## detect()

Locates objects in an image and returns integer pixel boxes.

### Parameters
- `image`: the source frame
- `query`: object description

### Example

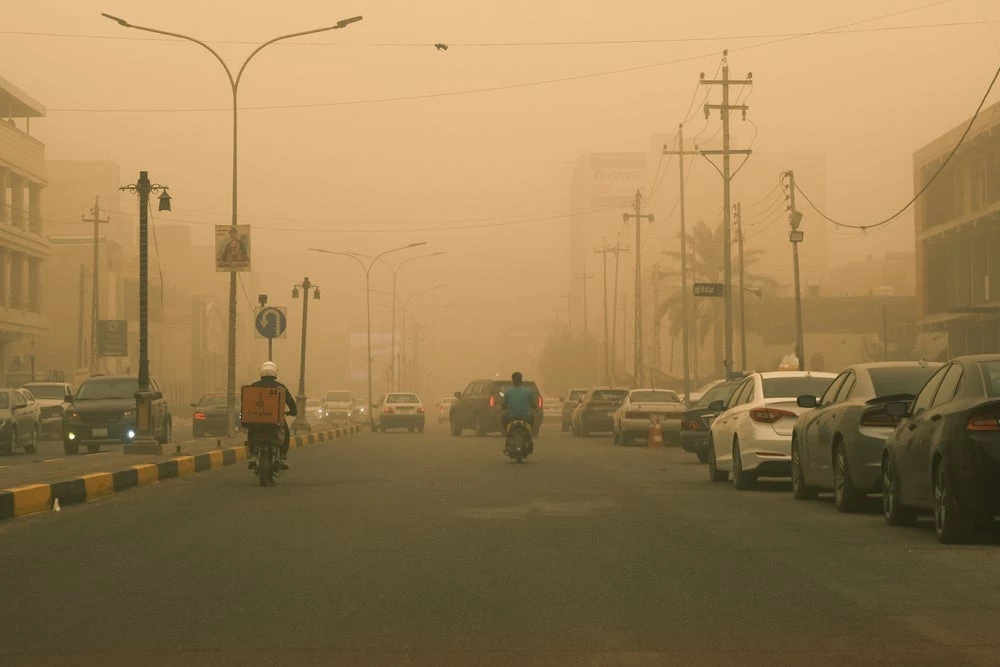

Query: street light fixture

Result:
[388,251,447,390]
[102,11,363,438]
[309,242,427,431]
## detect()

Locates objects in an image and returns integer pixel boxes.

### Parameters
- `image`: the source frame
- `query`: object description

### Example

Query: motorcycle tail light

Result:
[194,412,207,420]
[489,395,496,408]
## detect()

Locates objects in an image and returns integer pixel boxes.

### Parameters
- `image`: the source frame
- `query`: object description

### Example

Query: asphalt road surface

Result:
[3,424,1000,666]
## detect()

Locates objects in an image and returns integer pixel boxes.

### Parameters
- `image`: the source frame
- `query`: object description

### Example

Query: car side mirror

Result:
[796,395,818,409]
[15,402,27,409]
[885,401,909,418]
[454,391,462,400]
[708,400,725,413]
[65,394,74,403]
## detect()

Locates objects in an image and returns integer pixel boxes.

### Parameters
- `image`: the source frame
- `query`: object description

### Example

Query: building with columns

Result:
[0,76,49,385]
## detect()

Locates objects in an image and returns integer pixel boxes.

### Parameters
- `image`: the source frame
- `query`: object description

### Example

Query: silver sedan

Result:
[613,389,686,446]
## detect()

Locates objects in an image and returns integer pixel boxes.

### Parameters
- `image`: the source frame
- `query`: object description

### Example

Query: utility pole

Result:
[605,237,629,385]
[622,191,654,386]
[699,50,753,378]
[735,202,747,371]
[561,292,573,334]
[77,264,87,369]
[652,267,662,384]
[82,197,110,374]
[784,170,806,371]
[575,271,594,356]
[882,303,889,361]
[663,123,699,404]
[594,239,610,384]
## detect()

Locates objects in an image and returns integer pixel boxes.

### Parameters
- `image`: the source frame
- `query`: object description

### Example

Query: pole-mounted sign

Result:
[255,307,287,339]
[693,283,725,297]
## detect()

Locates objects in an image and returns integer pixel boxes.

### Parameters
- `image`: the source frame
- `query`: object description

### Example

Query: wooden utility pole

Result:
[622,191,654,386]
[784,170,805,371]
[82,196,110,373]
[699,50,753,378]
[77,264,87,369]
[735,202,747,371]
[575,270,595,356]
[594,239,629,385]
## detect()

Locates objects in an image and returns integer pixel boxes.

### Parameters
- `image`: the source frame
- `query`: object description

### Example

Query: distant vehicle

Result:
[882,355,1000,543]
[436,397,457,423]
[351,398,368,424]
[542,396,562,420]
[561,388,588,432]
[613,388,686,446]
[373,392,426,433]
[22,381,74,440]
[707,371,837,490]
[63,375,172,455]
[791,361,942,512]
[191,392,232,437]
[689,379,727,405]
[680,381,742,462]
[572,387,628,437]
[305,399,323,422]
[450,378,543,437]
[322,389,355,423]
[0,388,41,455]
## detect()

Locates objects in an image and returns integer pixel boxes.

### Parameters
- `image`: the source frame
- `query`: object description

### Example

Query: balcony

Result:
[0,121,45,182]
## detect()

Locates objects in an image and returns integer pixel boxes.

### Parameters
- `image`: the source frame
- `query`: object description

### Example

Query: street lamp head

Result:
[157,190,172,212]
[100,12,131,27]
[335,16,364,29]
[313,288,321,300]
[292,286,300,299]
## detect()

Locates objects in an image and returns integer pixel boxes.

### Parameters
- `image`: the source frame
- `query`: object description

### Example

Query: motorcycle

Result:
[504,419,534,463]
[248,420,288,487]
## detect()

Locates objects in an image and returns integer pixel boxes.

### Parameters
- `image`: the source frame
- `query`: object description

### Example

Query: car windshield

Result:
[981,361,1000,396]
[762,376,835,399]
[387,393,420,404]
[567,390,586,402]
[590,389,628,402]
[23,384,66,400]
[326,391,352,402]
[76,378,139,400]
[498,382,539,395]
[697,383,738,408]
[630,390,680,403]
[868,366,941,397]
[198,394,226,407]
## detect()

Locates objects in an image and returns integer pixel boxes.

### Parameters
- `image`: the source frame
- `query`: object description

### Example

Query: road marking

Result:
[0,465,8,470]
[42,458,65,463]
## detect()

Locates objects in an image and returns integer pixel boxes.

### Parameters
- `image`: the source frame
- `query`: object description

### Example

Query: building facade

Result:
[0,76,49,386]
[914,100,1000,357]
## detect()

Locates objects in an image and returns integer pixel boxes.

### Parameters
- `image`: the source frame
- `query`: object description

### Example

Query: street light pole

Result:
[389,251,446,390]
[118,171,171,455]
[291,277,319,434]
[102,12,364,437]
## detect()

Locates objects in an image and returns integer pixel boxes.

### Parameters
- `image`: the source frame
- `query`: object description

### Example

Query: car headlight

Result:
[67,410,79,420]
[122,409,134,418]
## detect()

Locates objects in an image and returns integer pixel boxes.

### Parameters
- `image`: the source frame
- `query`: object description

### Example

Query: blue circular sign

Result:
[255,307,287,339]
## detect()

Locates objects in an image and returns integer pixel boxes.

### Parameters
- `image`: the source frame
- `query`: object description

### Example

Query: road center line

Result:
[42,458,66,463]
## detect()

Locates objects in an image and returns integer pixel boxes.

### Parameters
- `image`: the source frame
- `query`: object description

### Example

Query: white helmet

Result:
[260,361,278,378]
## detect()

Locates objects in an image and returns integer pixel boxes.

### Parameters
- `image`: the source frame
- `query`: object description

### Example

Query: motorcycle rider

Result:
[245,360,297,471]
[501,372,536,444]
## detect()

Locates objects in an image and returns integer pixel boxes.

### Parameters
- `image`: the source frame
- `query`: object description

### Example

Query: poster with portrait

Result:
[215,225,251,272]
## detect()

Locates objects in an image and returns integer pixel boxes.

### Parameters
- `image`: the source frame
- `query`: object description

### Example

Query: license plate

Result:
[606,411,615,416]
[92,428,108,437]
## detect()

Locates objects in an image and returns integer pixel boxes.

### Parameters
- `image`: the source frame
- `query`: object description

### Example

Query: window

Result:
[820,374,848,406]
[982,361,1000,396]
[868,365,941,397]
[911,365,949,415]
[836,374,857,403]
[22,384,66,400]
[325,391,352,402]
[697,383,739,408]
[386,393,420,404]
[590,389,628,402]
[77,378,140,400]
[630,390,680,403]
[762,376,836,400]
[728,380,752,407]
[931,364,965,408]
[199,394,227,407]
[567,389,587,402]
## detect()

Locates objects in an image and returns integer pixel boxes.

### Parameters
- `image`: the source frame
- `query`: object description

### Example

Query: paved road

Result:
[3,424,999,666]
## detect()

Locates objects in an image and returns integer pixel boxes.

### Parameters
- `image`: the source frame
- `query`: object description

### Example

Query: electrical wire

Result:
[796,60,1000,231]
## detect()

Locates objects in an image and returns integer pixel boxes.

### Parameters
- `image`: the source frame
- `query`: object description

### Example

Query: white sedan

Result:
[707,371,837,490]
[372,392,426,433]
[613,389,686,446]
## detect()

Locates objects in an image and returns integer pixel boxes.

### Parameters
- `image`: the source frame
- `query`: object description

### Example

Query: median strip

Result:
[0,424,363,521]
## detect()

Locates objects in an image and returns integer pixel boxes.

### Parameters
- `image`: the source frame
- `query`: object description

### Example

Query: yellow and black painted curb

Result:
[0,424,362,521]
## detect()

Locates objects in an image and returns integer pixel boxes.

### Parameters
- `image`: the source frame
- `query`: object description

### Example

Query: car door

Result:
[802,372,847,480]
[712,378,752,466]
[454,382,475,426]
[896,364,950,503]
[909,362,965,503]
[13,390,30,444]
[22,389,40,435]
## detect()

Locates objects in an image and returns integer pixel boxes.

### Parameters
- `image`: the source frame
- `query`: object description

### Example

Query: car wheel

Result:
[64,441,79,456]
[2,429,15,455]
[25,427,38,454]
[934,458,973,544]
[882,454,918,527]
[474,414,488,437]
[833,440,865,513]
[450,420,462,436]
[192,424,203,438]
[708,437,728,482]
[613,429,621,445]
[696,450,709,464]
[408,427,415,433]
[791,439,819,500]
[732,440,756,490]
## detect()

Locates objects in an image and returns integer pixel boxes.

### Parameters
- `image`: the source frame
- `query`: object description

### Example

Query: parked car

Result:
[305,399,323,422]
[561,388,588,431]
[707,371,837,489]
[881,355,1000,543]
[322,389,355,423]
[450,378,543,437]
[681,381,742,463]
[191,392,233,437]
[613,388,686,446]
[63,375,173,455]
[436,397,457,423]
[0,388,41,455]
[22,381,74,440]
[543,396,563,421]
[572,387,629,437]
[373,392,426,433]
[791,361,942,512]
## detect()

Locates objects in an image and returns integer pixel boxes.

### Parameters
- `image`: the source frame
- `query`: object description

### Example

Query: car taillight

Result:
[538,396,544,408]
[750,408,797,423]
[489,395,496,408]
[860,411,900,427]
[194,412,207,420]
[681,419,703,431]
[967,415,1000,431]
[418,407,425,413]
[383,407,394,413]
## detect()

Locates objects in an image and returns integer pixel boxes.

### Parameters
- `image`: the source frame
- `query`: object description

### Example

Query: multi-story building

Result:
[914,100,1000,356]
[0,76,49,386]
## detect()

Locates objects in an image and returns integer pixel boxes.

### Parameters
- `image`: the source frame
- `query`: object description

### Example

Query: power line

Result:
[796,60,1000,231]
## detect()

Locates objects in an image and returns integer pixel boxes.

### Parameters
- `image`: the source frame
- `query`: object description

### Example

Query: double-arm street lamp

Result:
[309,242,427,430]
[102,11,363,437]
[388,252,447,390]
[290,277,320,434]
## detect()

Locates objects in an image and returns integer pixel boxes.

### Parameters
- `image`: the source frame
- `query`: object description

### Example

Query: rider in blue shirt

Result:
[501,371,535,433]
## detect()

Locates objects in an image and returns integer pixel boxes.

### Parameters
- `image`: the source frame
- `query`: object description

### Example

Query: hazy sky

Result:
[3,0,999,391]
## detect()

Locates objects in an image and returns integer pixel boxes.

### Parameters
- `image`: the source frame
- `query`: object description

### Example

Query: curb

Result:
[0,424,363,521]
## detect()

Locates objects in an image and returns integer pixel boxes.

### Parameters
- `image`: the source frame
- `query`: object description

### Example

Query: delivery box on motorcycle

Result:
[240,385,287,425]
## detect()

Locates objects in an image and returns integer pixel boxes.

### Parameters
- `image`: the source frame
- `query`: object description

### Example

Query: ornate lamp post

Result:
[291,277,319,434]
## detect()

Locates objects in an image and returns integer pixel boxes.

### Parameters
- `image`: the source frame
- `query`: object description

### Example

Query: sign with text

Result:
[216,225,251,272]
[693,283,725,297]
[97,320,128,357]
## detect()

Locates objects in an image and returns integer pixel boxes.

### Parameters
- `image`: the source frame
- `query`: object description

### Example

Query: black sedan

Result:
[191,392,231,437]
[680,381,741,463]
[790,361,941,512]
[881,354,1000,543]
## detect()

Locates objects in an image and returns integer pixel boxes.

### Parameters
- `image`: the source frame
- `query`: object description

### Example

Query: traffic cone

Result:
[52,498,61,512]
[648,418,664,449]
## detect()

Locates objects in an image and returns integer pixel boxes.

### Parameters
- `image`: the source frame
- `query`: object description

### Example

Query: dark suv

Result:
[62,375,173,454]
[450,378,543,437]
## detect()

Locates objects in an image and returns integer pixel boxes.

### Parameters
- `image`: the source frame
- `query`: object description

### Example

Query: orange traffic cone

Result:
[648,418,664,449]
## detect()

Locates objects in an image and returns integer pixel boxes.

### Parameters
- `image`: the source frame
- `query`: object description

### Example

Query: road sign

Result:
[254,307,288,339]
[97,320,128,356]
[693,283,725,297]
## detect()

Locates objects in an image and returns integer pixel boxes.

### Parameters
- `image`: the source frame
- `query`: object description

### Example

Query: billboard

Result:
[215,225,251,272]
[583,153,646,208]
[349,332,398,383]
